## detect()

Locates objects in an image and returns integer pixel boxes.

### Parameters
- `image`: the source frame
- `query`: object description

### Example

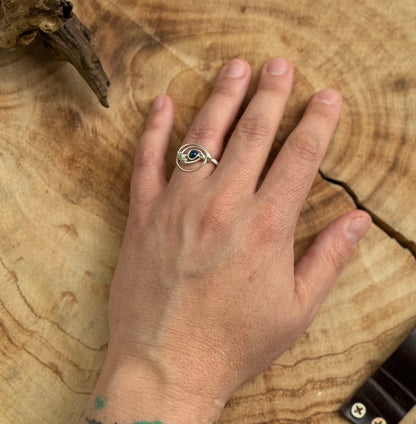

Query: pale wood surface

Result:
[0,0,415,423]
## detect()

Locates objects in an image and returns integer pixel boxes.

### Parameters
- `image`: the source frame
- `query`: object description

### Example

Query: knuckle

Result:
[144,111,166,132]
[287,131,321,163]
[260,78,286,94]
[198,190,235,235]
[327,242,346,274]
[212,83,239,98]
[200,206,229,235]
[236,117,271,145]
[257,201,278,226]
[186,123,218,144]
[134,148,159,169]
[145,119,162,132]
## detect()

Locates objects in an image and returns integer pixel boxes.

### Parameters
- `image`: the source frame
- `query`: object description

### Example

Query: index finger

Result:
[257,89,342,226]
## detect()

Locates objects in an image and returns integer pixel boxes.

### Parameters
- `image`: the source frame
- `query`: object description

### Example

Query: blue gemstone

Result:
[188,150,199,159]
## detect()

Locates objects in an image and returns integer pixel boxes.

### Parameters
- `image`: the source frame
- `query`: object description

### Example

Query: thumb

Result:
[294,210,372,319]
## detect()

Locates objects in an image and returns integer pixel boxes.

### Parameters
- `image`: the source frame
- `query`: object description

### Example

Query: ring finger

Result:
[170,58,251,183]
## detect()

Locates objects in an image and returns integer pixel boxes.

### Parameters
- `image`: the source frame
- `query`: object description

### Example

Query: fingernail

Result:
[265,57,288,75]
[315,89,340,105]
[347,217,371,247]
[225,59,246,78]
[152,95,165,111]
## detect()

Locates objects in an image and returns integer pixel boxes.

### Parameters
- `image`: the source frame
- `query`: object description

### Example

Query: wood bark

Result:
[0,0,65,47]
[0,0,415,423]
[0,0,110,106]
[40,12,111,107]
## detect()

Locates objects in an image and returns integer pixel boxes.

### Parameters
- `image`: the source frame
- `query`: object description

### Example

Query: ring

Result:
[176,143,219,172]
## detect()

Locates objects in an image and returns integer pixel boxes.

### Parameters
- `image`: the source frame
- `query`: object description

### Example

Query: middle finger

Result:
[215,57,293,192]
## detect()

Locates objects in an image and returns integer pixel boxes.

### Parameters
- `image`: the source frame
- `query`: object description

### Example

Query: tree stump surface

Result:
[0,1,415,423]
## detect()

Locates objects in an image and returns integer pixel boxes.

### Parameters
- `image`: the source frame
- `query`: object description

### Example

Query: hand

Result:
[84,57,371,424]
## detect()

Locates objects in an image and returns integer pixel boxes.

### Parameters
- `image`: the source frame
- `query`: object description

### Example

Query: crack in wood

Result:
[319,170,416,258]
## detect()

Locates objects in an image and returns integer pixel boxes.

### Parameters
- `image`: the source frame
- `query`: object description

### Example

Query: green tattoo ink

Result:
[132,421,163,424]
[94,396,108,410]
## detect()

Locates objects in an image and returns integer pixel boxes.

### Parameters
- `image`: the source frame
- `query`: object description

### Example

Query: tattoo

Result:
[132,422,163,424]
[84,416,215,424]
[85,419,104,424]
[94,396,108,410]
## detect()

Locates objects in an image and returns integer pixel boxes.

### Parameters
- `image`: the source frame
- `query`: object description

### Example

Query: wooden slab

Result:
[0,0,415,423]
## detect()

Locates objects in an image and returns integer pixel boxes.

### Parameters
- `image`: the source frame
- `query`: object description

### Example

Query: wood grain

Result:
[0,0,414,423]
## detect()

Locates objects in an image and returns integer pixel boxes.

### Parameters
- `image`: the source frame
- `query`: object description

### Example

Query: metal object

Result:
[341,327,416,424]
[176,143,219,172]
[351,402,367,419]
[371,418,387,424]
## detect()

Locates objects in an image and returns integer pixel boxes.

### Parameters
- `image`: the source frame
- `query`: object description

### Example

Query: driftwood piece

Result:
[40,13,110,107]
[0,0,110,107]
[0,0,66,47]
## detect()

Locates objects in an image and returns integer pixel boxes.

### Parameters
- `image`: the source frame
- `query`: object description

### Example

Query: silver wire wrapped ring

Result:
[176,143,219,172]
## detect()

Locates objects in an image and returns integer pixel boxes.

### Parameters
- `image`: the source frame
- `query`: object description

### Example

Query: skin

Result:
[78,57,371,424]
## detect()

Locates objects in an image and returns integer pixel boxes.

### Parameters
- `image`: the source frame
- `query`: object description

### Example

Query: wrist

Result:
[80,349,224,424]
